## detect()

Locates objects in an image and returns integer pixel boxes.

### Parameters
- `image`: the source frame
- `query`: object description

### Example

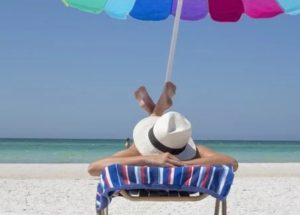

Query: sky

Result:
[0,1,299,140]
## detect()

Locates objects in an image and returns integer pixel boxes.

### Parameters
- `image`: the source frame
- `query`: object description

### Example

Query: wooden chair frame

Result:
[97,193,227,215]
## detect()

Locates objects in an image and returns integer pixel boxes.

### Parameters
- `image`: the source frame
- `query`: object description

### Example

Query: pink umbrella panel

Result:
[63,0,300,22]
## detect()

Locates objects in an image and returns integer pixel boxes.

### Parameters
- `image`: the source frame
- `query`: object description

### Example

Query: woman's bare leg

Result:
[152,82,176,116]
[134,86,155,114]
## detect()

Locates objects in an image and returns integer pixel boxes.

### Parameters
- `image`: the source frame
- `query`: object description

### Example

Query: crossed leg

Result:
[152,82,176,116]
[134,86,155,114]
[134,82,176,116]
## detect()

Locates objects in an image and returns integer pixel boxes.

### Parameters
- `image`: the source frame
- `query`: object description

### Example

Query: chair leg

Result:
[214,199,220,215]
[222,200,227,215]
[97,207,108,215]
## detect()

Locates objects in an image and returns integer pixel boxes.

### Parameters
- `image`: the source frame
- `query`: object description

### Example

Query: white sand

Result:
[0,163,299,215]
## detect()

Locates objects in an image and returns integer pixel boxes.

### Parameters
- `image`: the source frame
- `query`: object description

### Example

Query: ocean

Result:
[0,138,299,163]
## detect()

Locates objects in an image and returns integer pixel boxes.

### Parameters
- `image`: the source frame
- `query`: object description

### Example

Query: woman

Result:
[88,82,238,176]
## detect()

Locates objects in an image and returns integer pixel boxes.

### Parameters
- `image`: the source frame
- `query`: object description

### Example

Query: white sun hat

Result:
[133,111,197,161]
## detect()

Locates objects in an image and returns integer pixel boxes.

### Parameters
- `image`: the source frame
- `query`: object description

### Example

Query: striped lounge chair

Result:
[95,141,234,215]
[96,164,233,215]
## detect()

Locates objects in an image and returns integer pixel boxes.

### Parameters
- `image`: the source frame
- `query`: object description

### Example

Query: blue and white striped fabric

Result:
[96,164,234,211]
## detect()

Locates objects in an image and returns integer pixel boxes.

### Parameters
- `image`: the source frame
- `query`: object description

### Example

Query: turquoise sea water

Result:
[0,138,299,163]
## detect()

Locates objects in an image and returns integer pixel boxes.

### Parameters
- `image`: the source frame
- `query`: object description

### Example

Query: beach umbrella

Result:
[62,0,300,82]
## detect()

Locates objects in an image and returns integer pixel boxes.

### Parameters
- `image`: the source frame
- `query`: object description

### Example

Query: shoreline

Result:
[0,163,299,179]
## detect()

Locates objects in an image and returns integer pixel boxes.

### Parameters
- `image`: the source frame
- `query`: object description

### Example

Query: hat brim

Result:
[133,116,197,161]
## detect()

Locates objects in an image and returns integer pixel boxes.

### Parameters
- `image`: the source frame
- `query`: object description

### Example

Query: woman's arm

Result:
[88,144,238,176]
[88,144,141,176]
[88,155,147,176]
[182,145,239,171]
[88,145,182,176]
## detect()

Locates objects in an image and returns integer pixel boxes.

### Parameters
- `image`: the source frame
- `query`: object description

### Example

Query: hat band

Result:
[148,127,187,155]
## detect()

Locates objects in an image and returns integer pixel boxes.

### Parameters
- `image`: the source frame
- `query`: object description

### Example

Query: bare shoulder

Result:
[196,144,218,158]
[112,144,141,157]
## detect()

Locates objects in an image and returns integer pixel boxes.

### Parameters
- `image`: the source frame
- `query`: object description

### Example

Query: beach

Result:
[0,163,299,215]
[1,1,300,214]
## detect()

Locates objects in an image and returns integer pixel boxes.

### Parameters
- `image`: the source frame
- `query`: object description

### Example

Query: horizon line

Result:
[0,137,299,142]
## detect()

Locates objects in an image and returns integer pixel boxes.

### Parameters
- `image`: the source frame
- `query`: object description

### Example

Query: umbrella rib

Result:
[165,0,184,82]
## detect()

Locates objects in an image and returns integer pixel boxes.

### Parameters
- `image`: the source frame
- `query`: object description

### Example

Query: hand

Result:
[144,153,183,167]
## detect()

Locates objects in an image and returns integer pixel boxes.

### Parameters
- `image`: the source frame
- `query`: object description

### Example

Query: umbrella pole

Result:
[165,0,184,82]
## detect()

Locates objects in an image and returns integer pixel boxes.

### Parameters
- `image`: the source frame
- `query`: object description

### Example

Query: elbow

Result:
[88,162,102,176]
[232,159,239,172]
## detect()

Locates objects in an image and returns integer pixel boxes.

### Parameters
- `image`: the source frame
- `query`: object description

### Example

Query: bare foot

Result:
[152,82,176,116]
[134,86,155,114]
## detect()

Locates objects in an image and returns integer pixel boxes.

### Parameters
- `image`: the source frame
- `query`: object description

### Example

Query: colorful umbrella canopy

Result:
[62,0,300,82]
[63,0,300,21]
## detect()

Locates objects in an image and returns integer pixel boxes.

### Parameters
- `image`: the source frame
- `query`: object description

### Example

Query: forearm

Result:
[182,155,238,171]
[106,156,148,166]
[88,156,147,176]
